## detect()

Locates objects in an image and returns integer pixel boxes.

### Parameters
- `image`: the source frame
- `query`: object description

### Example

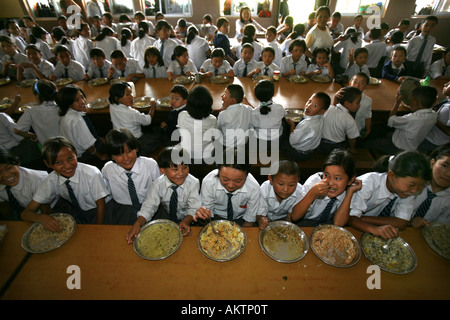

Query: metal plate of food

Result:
[198,220,247,262]
[173,76,194,84]
[88,77,109,86]
[18,102,38,112]
[369,77,381,85]
[422,222,450,260]
[210,75,229,84]
[88,98,110,110]
[0,78,11,86]
[310,224,361,268]
[16,79,37,87]
[361,233,417,274]
[253,75,273,82]
[285,109,304,122]
[156,96,171,108]
[0,98,12,111]
[133,96,152,109]
[21,213,76,253]
[134,219,182,260]
[110,77,127,85]
[259,221,309,263]
[55,78,73,86]
[311,75,332,83]
[288,75,308,84]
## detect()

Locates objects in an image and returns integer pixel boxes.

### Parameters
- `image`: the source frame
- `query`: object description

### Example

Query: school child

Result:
[265,26,282,67]
[194,153,260,227]
[283,92,330,161]
[142,46,167,79]
[175,18,193,40]
[177,85,218,163]
[14,80,60,146]
[386,19,410,42]
[349,72,372,138]
[280,23,306,57]
[89,14,103,38]
[22,15,37,42]
[107,49,144,82]
[132,11,155,38]
[21,136,112,225]
[235,6,266,41]
[0,147,49,221]
[109,81,160,156]
[406,15,438,78]
[84,48,112,80]
[202,14,217,42]
[167,45,198,81]
[257,160,304,228]
[363,28,387,78]
[428,46,450,80]
[382,46,409,83]
[217,84,252,150]
[29,26,55,65]
[94,27,121,62]
[16,44,55,81]
[49,44,85,81]
[411,144,450,226]
[328,11,344,39]
[248,47,280,78]
[200,47,234,78]
[333,28,362,75]
[276,15,293,43]
[51,26,75,58]
[1,35,29,80]
[125,146,202,241]
[72,22,94,72]
[345,47,370,79]
[319,86,361,154]
[5,19,27,53]
[57,14,77,38]
[233,43,257,77]
[102,12,118,35]
[160,84,189,144]
[130,21,156,68]
[280,39,307,77]
[213,17,235,65]
[291,149,361,227]
[56,85,108,162]
[234,24,263,62]
[102,128,161,225]
[348,150,431,239]
[120,27,133,58]
[154,19,178,67]
[345,14,364,40]
[405,21,422,41]
[186,25,211,71]
[306,47,334,78]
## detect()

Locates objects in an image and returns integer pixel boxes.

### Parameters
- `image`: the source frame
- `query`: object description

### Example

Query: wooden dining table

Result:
[0,220,449,301]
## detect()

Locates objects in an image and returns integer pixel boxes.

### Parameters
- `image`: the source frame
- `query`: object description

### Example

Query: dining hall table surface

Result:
[0,220,449,301]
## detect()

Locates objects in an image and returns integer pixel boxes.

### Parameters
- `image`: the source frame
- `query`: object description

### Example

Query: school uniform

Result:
[201,169,260,224]
[280,55,307,75]
[354,93,372,134]
[0,113,22,150]
[364,39,387,69]
[420,101,450,152]
[187,35,210,70]
[306,63,331,77]
[217,103,252,149]
[235,40,263,62]
[142,64,168,78]
[235,19,265,40]
[381,60,409,82]
[280,35,305,57]
[333,37,363,71]
[52,60,85,81]
[233,58,257,77]
[350,172,415,221]
[2,52,29,80]
[21,59,55,79]
[11,34,27,53]
[34,38,54,61]
[72,36,94,71]
[86,59,112,79]
[95,36,121,62]
[130,35,156,68]
[328,22,344,39]
[0,167,48,220]
[428,58,450,79]
[250,101,286,141]
[254,61,279,78]
[110,58,143,78]
[121,40,132,58]
[345,25,364,40]
[412,184,450,224]
[33,162,111,224]
[154,38,178,67]
[345,62,370,79]
[167,59,198,76]
[131,21,155,37]
[200,59,232,75]
[384,43,402,64]
[15,101,61,145]
[162,105,187,143]
[265,40,282,67]
[60,108,97,158]
[259,180,304,221]
[406,33,436,77]
[101,156,161,224]
[137,173,201,223]
[213,31,233,61]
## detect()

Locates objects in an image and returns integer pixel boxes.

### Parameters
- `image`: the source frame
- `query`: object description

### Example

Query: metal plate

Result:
[210,75,229,84]
[16,79,37,87]
[133,96,152,109]
[88,98,110,110]
[422,222,450,260]
[259,221,309,263]
[310,224,361,268]
[198,220,247,262]
[288,75,308,84]
[173,76,194,84]
[156,96,171,108]
[88,78,109,86]
[110,77,127,85]
[55,78,73,86]
[21,213,76,253]
[0,78,11,86]
[311,75,332,83]
[361,233,417,274]
[285,109,304,122]
[369,77,381,85]
[0,98,12,110]
[134,219,182,261]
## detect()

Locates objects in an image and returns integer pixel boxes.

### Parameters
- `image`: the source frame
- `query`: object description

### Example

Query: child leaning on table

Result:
[349,72,372,139]
[49,44,85,82]
[102,128,161,225]
[167,45,198,81]
[107,49,144,82]
[84,47,112,81]
[125,146,201,242]
[16,44,55,81]
[200,48,234,79]
[257,160,304,229]
[248,47,280,79]
[233,43,257,77]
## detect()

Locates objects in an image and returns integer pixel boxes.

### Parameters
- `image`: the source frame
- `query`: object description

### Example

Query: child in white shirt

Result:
[200,47,234,79]
[130,21,156,68]
[248,47,280,79]
[265,26,282,67]
[349,73,372,138]
[72,23,93,71]
[233,43,257,77]
[186,25,211,70]
[95,27,121,63]
[17,45,54,81]
[108,49,144,82]
[142,46,167,79]
[1,35,29,80]
[280,39,307,77]
[167,44,198,81]
[306,47,334,79]
[84,48,112,80]
[49,44,85,81]
[345,47,370,79]
[154,20,178,67]
[363,28,387,78]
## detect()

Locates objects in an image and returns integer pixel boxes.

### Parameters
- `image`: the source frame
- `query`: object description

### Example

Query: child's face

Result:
[170,92,186,109]
[219,22,229,34]
[92,56,105,68]
[1,42,16,56]
[218,167,247,193]
[354,16,363,28]
[304,94,325,116]
[112,144,137,171]
[355,52,368,67]
[315,52,328,66]
[160,163,189,186]
[268,173,298,202]
[158,26,171,40]
[262,51,274,66]
[265,30,276,43]
[241,47,254,63]
[146,53,158,66]
[221,89,235,108]
[26,48,42,65]
[241,9,251,21]
[112,57,126,71]
[102,16,112,26]
[92,18,101,28]
[291,45,304,61]
[330,16,340,27]
[57,50,71,66]
[118,87,134,107]
[391,49,406,68]
[387,171,426,198]
[344,94,361,113]
[350,75,368,92]
[431,156,450,190]
[211,56,224,69]
[399,24,409,33]
[80,25,91,38]
[177,51,189,66]
[8,23,20,36]
[70,91,87,112]
[0,163,20,187]
[323,165,354,198]
[420,19,436,37]
[46,146,78,179]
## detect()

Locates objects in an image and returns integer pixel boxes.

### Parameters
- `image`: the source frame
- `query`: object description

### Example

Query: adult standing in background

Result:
[86,0,105,22]
[304,6,333,60]
[235,6,266,42]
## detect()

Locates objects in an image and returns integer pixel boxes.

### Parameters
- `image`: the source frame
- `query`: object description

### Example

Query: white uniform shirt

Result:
[254,61,280,78]
[142,64,168,78]
[235,19,265,40]
[137,173,201,222]
[2,52,29,80]
[350,172,415,221]
[200,59,232,74]
[186,35,210,70]
[95,36,121,62]
[413,184,450,224]
[306,63,331,77]
[35,38,54,60]
[86,59,112,79]
[217,103,252,148]
[280,55,307,75]
[354,93,372,132]
[130,35,156,68]
[60,108,96,157]
[200,169,260,223]
[233,58,257,77]
[101,156,160,205]
[424,101,450,146]
[22,59,55,79]
[289,114,324,151]
[322,104,360,143]
[428,58,450,79]
[72,36,94,71]
[388,108,438,151]
[154,38,178,67]
[250,101,286,141]
[345,63,371,79]
[259,180,304,221]
[406,34,436,71]
[109,103,151,139]
[110,58,143,78]
[266,39,282,67]
[234,40,263,62]
[167,59,198,75]
[53,60,85,81]
[363,39,387,68]
[0,113,22,149]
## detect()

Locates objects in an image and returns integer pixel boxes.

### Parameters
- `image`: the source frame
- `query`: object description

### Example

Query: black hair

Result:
[144,46,164,68]
[314,92,331,110]
[57,15,67,21]
[119,14,132,23]
[239,6,253,23]
[155,19,172,32]
[290,23,305,40]
[392,46,407,57]
[226,84,244,103]
[289,39,306,53]
[217,148,251,174]
[316,6,331,17]
[105,128,141,158]
[32,80,57,103]
[186,25,198,44]
[352,72,370,85]
[110,49,126,60]
[272,160,300,179]
[429,143,450,161]
[137,21,149,39]
[266,26,277,36]
[332,12,341,19]
[185,85,213,120]
[95,26,114,42]
[102,12,114,21]
[157,146,187,168]
[29,26,47,44]
[0,35,15,46]
[203,14,213,23]
[155,12,165,20]
[77,22,89,33]
[411,86,438,109]
[55,85,86,116]
[211,47,225,59]
[42,136,77,165]
[391,30,404,44]
[399,19,410,26]
[243,24,256,39]
[323,149,356,180]
[354,47,368,59]
[284,16,294,29]
[24,44,41,55]
[380,22,389,30]
[344,27,359,44]
[51,26,69,45]
[0,146,20,166]
[374,151,432,181]
[90,47,106,59]
[134,11,145,20]
[369,27,382,40]
[54,44,71,56]
[312,47,329,63]
[120,27,132,47]
[171,84,189,100]
[109,81,131,104]
[424,15,438,25]
[254,79,274,115]
[241,42,254,53]
[337,86,362,105]
[171,44,188,61]
[261,46,275,57]
[216,17,229,34]
[177,18,187,28]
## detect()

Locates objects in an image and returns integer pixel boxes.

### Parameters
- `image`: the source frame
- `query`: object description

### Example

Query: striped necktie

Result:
[82,114,98,139]
[414,189,437,218]
[125,172,141,214]
[5,186,23,220]
[243,63,248,77]
[293,62,297,73]
[65,180,81,211]
[264,67,269,76]
[180,66,185,75]
[317,197,337,224]
[169,185,178,222]
[121,69,125,77]
[160,40,165,57]
[227,193,234,221]
[379,196,398,217]
[214,68,219,75]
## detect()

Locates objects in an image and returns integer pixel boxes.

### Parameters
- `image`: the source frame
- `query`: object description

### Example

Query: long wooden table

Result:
[1,220,449,301]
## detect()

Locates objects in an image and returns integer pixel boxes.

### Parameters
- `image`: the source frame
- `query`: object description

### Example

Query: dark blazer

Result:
[382,60,409,81]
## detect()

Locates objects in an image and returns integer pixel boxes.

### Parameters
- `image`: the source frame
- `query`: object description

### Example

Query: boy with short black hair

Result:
[161,84,189,144]
[382,46,409,83]
[49,44,85,81]
[107,49,144,82]
[84,47,112,81]
[233,43,257,77]
[248,46,280,78]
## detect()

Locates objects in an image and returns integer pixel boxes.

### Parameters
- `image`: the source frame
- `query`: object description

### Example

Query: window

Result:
[143,0,192,17]
[285,0,317,25]
[25,0,62,18]
[414,0,450,15]
[334,0,389,16]
[108,0,135,15]
[221,1,273,18]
